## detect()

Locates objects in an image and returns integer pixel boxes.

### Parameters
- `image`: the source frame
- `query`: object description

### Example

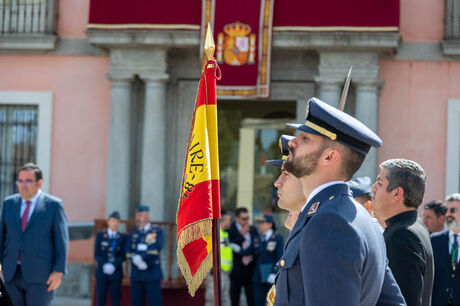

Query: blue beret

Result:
[266,135,295,168]
[136,205,149,212]
[347,177,372,198]
[255,214,274,224]
[108,211,120,220]
[287,97,382,155]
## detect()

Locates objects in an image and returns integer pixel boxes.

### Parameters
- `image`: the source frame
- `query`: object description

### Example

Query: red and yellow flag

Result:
[176,59,221,296]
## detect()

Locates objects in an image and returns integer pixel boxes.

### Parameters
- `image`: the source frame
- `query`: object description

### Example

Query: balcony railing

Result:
[0,0,57,50]
[0,0,57,35]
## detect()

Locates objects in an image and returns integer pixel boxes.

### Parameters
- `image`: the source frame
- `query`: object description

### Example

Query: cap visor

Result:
[265,159,283,168]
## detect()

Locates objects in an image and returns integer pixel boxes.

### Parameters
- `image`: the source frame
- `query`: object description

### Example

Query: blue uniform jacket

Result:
[253,232,283,283]
[127,224,164,281]
[0,193,69,284]
[273,183,406,306]
[94,230,127,280]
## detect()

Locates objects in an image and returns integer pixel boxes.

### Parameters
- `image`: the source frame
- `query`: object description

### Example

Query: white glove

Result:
[229,243,241,253]
[137,261,148,270]
[103,263,116,275]
[132,255,143,266]
[266,273,276,284]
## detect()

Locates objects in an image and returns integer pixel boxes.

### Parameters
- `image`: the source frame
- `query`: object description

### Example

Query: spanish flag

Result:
[176,58,221,296]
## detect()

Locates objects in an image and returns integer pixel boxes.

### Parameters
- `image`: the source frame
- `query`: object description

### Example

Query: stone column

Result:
[106,76,133,220]
[139,72,169,221]
[315,80,342,108]
[354,81,381,180]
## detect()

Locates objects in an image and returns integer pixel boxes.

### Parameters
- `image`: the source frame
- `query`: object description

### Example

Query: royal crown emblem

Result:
[217,21,256,66]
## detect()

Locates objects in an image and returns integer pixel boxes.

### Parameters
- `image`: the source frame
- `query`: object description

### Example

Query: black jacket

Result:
[431,230,460,306]
[384,210,434,306]
[228,221,259,273]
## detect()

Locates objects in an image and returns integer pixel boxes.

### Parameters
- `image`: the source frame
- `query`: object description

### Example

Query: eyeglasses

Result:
[16,179,36,186]
[448,207,458,214]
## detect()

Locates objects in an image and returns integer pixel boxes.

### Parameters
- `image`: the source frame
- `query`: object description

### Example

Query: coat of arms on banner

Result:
[217,21,256,66]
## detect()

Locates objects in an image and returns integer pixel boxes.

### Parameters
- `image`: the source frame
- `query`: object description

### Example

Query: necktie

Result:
[21,201,31,232]
[452,234,459,265]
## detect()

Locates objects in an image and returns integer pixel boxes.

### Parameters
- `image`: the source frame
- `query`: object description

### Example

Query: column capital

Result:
[353,78,383,91]
[106,73,134,87]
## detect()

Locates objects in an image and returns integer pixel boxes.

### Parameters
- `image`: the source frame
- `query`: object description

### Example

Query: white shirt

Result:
[300,181,344,212]
[236,222,251,248]
[20,190,41,221]
[107,229,118,239]
[263,229,274,242]
[449,230,460,263]
[141,223,151,233]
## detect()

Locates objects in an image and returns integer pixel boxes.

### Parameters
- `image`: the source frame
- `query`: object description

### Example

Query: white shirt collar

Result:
[107,229,117,238]
[264,229,274,241]
[22,189,41,205]
[300,181,344,212]
[142,223,151,232]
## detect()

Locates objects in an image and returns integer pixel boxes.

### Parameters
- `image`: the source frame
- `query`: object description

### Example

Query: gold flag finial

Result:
[204,22,215,60]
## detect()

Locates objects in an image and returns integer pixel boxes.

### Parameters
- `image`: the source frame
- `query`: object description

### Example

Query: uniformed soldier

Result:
[268,97,406,306]
[127,205,164,306]
[94,211,127,306]
[253,214,283,306]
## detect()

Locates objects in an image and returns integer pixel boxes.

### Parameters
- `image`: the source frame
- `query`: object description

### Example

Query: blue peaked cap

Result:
[346,177,372,198]
[108,211,121,220]
[255,214,275,224]
[136,205,149,212]
[287,97,382,155]
[266,135,295,168]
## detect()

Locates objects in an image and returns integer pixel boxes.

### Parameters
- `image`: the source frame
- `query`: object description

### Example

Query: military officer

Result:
[253,214,283,306]
[268,97,406,306]
[94,211,127,306]
[127,205,164,306]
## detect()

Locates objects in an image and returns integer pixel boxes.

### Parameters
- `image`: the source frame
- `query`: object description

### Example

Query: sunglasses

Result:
[448,207,458,214]
[239,217,250,221]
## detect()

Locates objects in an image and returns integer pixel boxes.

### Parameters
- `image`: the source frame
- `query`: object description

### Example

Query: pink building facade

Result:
[0,0,459,298]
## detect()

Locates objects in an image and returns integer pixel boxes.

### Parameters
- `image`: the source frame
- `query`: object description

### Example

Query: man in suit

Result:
[126,205,163,306]
[94,211,127,306]
[0,163,69,306]
[423,200,447,234]
[372,159,434,306]
[228,207,259,306]
[431,193,460,306]
[270,97,405,306]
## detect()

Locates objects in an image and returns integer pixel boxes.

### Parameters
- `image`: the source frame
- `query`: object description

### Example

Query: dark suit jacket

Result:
[384,210,434,306]
[94,230,127,280]
[0,192,69,284]
[431,230,460,306]
[228,221,259,275]
[274,183,406,306]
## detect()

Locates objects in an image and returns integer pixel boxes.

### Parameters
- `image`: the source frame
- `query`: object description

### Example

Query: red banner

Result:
[202,0,274,98]
[176,59,221,296]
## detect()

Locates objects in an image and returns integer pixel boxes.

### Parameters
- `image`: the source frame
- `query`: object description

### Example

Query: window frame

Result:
[0,90,52,193]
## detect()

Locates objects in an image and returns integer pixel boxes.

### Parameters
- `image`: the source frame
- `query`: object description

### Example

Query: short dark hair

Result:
[356,193,372,203]
[380,159,426,209]
[424,200,447,217]
[20,163,43,181]
[322,139,366,180]
[235,207,248,217]
[445,193,460,203]
[221,209,230,217]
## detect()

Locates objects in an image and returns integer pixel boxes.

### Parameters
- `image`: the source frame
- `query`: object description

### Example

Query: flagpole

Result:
[203,22,223,306]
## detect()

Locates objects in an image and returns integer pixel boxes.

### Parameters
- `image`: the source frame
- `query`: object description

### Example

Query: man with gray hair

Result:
[431,193,460,306]
[372,158,434,306]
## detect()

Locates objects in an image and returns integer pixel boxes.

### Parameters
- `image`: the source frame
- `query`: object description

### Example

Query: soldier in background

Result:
[127,205,164,306]
[94,211,127,306]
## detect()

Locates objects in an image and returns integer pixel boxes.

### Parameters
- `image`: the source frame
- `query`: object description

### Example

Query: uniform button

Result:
[329,196,335,200]
[280,260,285,267]
[452,274,455,278]
[447,288,450,292]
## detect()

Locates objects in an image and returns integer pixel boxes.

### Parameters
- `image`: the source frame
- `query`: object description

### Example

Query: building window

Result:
[446,99,460,195]
[0,91,52,200]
